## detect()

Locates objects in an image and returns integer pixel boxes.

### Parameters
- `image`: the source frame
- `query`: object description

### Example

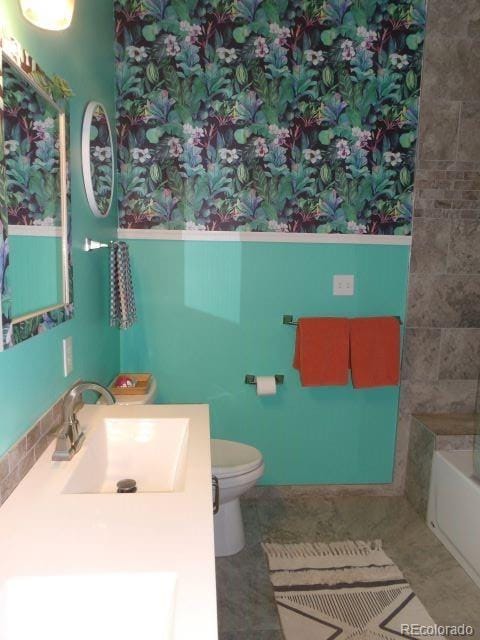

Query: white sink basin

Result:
[0,572,177,640]
[63,417,189,494]
[0,404,218,640]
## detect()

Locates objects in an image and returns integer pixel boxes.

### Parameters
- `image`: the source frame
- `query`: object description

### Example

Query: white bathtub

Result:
[428,450,480,588]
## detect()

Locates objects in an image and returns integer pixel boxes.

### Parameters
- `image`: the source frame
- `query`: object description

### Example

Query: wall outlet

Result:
[333,275,354,296]
[63,337,73,377]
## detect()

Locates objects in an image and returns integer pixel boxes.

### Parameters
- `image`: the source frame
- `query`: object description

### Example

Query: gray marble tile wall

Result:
[405,415,476,518]
[395,0,480,492]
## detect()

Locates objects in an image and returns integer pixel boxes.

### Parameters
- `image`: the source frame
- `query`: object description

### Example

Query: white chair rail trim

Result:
[117,229,412,245]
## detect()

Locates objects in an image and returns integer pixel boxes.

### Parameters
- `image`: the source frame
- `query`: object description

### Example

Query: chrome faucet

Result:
[52,381,116,461]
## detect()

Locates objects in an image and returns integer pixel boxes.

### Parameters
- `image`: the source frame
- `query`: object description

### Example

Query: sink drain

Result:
[117,478,137,493]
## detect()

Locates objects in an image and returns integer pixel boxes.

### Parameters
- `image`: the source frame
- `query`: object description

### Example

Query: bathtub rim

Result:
[427,448,480,590]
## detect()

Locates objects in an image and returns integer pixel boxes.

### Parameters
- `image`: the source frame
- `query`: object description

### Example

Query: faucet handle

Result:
[68,413,80,441]
[69,413,85,454]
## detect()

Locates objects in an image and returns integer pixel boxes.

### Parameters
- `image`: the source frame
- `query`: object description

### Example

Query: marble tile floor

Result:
[215,496,480,640]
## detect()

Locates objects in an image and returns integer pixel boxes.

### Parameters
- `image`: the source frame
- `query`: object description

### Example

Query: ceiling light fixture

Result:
[20,0,74,31]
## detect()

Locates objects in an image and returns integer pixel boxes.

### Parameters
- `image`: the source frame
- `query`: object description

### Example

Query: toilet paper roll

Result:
[256,376,277,396]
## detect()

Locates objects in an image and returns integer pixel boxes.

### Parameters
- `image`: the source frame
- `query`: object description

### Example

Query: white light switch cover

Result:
[333,275,354,296]
[63,337,73,377]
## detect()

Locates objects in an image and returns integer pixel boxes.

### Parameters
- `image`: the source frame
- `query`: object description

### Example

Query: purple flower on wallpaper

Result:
[115,0,425,235]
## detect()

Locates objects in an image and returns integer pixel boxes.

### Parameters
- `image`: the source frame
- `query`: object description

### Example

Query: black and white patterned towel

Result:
[110,241,137,330]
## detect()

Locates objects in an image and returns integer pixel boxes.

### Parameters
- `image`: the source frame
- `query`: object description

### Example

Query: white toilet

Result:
[211,439,264,557]
[105,380,263,557]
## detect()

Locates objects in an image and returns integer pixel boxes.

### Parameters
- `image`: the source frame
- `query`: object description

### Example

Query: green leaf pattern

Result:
[89,106,114,216]
[4,62,62,226]
[116,0,425,234]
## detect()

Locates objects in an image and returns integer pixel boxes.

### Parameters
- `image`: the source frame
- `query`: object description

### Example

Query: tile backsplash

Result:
[0,397,64,506]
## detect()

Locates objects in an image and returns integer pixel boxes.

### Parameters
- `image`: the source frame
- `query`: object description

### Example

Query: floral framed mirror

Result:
[81,102,114,217]
[0,35,73,350]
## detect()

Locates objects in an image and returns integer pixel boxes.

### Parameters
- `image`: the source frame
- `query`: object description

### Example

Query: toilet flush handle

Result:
[212,475,220,515]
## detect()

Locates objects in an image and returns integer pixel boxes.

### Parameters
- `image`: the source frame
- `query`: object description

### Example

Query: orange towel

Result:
[293,318,350,386]
[350,317,400,389]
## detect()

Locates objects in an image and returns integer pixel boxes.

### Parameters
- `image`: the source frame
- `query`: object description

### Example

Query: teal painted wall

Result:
[0,1,119,455]
[121,240,409,485]
[0,0,411,488]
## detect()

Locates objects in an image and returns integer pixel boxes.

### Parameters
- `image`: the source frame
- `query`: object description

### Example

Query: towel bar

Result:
[245,374,284,385]
[283,314,402,326]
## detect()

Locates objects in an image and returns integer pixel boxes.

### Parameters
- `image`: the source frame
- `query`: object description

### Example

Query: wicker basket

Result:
[110,373,152,396]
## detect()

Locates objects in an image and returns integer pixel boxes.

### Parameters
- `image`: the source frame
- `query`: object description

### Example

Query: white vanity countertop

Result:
[0,404,217,640]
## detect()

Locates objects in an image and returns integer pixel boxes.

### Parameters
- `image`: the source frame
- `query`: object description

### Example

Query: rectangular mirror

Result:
[0,35,72,349]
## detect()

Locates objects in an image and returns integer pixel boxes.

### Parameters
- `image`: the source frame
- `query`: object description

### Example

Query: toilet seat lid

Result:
[211,439,263,478]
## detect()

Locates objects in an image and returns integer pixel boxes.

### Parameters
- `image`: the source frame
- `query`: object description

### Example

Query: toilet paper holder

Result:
[245,374,284,385]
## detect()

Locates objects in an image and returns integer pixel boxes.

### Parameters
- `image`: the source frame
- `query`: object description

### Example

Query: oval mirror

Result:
[81,102,114,217]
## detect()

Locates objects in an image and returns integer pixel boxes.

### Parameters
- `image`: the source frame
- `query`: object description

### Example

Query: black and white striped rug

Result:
[263,540,443,639]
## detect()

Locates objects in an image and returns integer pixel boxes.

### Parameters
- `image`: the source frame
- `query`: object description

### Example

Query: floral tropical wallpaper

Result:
[115,0,425,235]
[0,36,73,349]
[88,104,114,216]
[3,60,62,227]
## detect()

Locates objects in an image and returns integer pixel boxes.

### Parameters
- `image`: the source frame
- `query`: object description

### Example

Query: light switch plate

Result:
[63,337,73,377]
[333,275,354,296]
